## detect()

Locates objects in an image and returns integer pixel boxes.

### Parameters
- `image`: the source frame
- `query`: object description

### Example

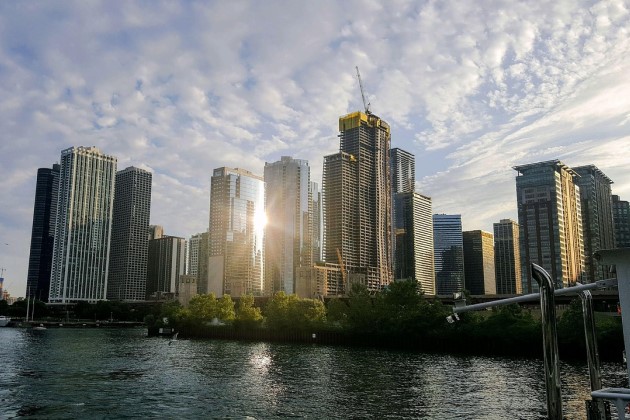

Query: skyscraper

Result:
[146,235,186,299]
[393,192,435,295]
[493,219,522,295]
[264,156,312,295]
[49,146,117,303]
[573,165,615,282]
[311,181,323,264]
[323,111,393,291]
[433,214,464,295]
[514,160,584,291]
[197,231,210,295]
[208,167,265,297]
[613,195,630,248]
[107,167,152,301]
[391,148,415,194]
[26,164,59,301]
[187,232,204,277]
[463,230,496,295]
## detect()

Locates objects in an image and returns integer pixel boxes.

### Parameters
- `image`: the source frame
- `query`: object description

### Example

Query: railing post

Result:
[595,249,630,384]
[532,263,563,420]
[578,288,608,419]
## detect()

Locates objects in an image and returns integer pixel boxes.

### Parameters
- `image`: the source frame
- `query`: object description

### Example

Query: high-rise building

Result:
[613,195,630,248]
[264,156,312,295]
[148,225,163,240]
[433,214,464,295]
[311,181,323,263]
[146,235,186,299]
[391,148,415,194]
[463,230,496,295]
[573,165,615,282]
[323,111,393,291]
[26,164,59,301]
[493,219,522,295]
[187,233,204,277]
[107,167,152,301]
[394,192,435,295]
[49,146,117,303]
[208,167,265,297]
[514,160,585,291]
[197,231,210,294]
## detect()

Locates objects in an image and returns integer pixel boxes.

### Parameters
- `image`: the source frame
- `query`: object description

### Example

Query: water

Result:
[1,328,628,419]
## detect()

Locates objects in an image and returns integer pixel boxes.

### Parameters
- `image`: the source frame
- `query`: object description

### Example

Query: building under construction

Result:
[322,111,393,292]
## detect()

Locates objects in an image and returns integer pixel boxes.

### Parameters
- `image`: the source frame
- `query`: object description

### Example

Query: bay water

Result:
[1,327,628,419]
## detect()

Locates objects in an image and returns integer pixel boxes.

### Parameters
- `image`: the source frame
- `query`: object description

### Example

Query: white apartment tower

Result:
[49,146,117,303]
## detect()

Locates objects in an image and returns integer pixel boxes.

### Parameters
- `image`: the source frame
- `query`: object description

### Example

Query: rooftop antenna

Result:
[355,66,371,114]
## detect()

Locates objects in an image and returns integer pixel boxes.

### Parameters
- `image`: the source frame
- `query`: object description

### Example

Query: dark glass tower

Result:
[433,214,464,295]
[613,195,630,248]
[493,219,522,295]
[573,165,615,282]
[26,164,60,301]
[107,167,152,301]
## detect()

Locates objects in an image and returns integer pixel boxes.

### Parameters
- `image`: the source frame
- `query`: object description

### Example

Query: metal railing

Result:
[450,249,630,419]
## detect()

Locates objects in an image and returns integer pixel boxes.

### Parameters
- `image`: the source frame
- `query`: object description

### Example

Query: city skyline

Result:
[1,1,630,297]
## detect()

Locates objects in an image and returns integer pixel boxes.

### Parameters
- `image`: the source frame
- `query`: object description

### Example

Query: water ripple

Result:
[1,328,626,419]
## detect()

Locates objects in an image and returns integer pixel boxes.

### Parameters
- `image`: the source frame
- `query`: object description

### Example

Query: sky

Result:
[1,0,629,298]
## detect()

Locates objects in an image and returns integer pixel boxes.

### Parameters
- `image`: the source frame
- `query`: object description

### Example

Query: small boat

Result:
[0,316,11,327]
[33,324,47,330]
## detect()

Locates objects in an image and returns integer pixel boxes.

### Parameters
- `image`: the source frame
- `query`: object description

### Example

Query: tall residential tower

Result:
[463,230,496,295]
[433,214,464,295]
[323,111,393,291]
[26,164,60,301]
[208,167,265,297]
[514,160,584,291]
[264,157,312,295]
[613,195,630,248]
[394,192,435,294]
[573,165,615,282]
[49,147,117,303]
[493,219,522,295]
[107,167,152,301]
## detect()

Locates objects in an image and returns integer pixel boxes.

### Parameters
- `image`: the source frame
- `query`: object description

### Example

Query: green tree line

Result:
[150,280,623,360]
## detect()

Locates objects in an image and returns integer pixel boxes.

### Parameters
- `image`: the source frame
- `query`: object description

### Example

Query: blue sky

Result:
[1,0,629,298]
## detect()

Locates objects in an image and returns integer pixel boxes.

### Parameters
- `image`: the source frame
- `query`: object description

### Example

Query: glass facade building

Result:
[433,214,464,295]
[493,219,522,295]
[26,164,60,301]
[573,165,615,282]
[514,160,584,291]
[146,235,186,299]
[613,195,630,248]
[49,147,117,303]
[463,230,496,295]
[107,167,152,301]
[209,167,265,297]
[264,157,312,295]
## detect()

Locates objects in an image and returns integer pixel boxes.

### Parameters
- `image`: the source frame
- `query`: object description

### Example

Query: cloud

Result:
[0,0,629,297]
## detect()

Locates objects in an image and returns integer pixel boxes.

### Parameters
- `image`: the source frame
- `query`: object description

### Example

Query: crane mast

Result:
[355,66,371,114]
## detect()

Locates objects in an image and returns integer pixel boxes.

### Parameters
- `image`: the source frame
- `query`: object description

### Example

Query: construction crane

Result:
[355,66,371,114]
